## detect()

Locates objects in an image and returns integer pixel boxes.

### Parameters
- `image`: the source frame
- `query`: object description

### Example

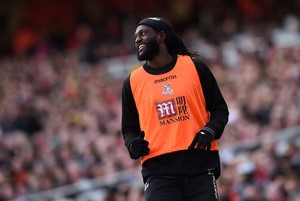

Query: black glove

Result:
[188,130,213,150]
[128,131,150,158]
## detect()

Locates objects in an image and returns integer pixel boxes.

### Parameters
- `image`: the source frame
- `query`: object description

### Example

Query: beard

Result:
[137,39,160,61]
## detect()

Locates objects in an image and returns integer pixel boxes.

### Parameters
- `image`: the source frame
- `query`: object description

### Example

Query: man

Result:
[121,17,229,201]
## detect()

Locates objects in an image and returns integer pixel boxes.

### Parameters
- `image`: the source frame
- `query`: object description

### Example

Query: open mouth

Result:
[138,44,146,53]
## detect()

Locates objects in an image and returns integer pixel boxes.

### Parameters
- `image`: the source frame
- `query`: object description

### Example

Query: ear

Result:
[157,31,166,43]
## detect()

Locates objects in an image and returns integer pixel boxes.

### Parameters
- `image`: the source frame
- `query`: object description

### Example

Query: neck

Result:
[147,53,174,68]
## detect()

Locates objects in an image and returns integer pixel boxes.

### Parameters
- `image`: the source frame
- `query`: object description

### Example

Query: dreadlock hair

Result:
[137,17,198,57]
[165,32,198,57]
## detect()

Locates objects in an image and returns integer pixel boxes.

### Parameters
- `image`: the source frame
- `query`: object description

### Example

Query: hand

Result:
[129,131,150,158]
[188,130,213,150]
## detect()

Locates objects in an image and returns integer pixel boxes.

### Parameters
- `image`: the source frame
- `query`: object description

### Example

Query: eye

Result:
[134,29,147,40]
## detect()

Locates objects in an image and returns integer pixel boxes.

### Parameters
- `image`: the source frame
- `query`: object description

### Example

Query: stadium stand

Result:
[0,0,299,200]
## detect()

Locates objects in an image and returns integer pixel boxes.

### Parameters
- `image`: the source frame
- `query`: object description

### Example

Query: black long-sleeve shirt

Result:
[122,56,229,181]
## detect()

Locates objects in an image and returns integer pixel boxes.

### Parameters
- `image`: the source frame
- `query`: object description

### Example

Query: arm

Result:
[193,59,229,139]
[121,76,142,159]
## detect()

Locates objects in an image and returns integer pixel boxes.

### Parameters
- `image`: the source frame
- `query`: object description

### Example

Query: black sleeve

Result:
[193,58,229,139]
[121,75,141,158]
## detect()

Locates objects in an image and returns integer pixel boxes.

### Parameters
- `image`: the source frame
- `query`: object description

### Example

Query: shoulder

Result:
[122,65,145,90]
[130,65,146,79]
[190,56,209,68]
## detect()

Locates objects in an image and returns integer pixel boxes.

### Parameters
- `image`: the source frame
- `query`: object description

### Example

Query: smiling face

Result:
[134,25,160,61]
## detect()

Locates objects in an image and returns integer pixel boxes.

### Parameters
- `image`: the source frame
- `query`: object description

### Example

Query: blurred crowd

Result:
[0,0,300,201]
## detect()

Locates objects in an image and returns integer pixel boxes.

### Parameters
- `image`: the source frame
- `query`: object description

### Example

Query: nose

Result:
[135,35,142,44]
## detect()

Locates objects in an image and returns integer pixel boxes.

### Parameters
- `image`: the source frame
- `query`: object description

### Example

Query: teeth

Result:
[138,44,145,51]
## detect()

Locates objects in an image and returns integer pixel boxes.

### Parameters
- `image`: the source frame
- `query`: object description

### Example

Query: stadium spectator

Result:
[0,1,299,200]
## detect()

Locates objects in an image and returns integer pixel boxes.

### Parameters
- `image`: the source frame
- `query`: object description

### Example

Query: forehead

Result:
[135,24,156,34]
